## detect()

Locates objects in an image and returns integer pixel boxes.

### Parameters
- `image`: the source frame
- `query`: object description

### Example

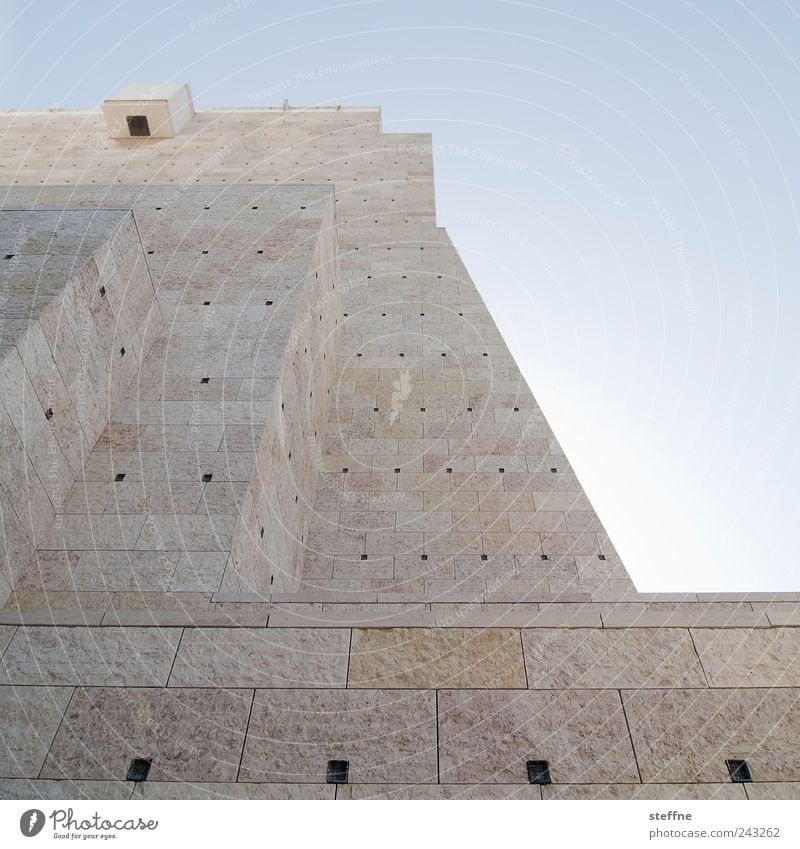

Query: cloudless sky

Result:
[2,0,799,591]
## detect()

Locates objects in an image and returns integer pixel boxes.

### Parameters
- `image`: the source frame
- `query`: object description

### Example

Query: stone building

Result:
[0,84,797,800]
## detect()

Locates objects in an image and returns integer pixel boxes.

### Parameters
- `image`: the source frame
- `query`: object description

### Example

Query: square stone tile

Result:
[349,627,526,688]
[41,687,253,782]
[692,628,800,687]
[239,689,437,784]
[0,685,73,778]
[0,626,181,686]
[169,628,349,687]
[622,688,800,783]
[438,689,638,784]
[522,628,706,688]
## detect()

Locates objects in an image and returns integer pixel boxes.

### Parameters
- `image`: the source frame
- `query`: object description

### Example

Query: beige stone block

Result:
[36,515,146,550]
[132,782,333,799]
[0,779,132,799]
[5,588,111,611]
[540,532,599,556]
[169,627,349,687]
[763,604,800,626]
[623,688,800,783]
[103,609,269,627]
[433,603,567,628]
[268,602,434,628]
[0,685,73,777]
[239,689,438,784]
[438,689,639,783]
[543,783,746,799]
[338,783,542,799]
[349,627,526,688]
[133,513,235,550]
[0,625,181,686]
[692,628,800,687]
[68,550,180,591]
[602,607,769,628]
[522,628,706,688]
[42,687,252,782]
[483,532,542,555]
[744,783,800,800]
[424,532,482,555]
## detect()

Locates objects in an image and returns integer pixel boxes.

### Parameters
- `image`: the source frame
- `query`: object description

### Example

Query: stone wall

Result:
[0,105,796,801]
[0,209,160,604]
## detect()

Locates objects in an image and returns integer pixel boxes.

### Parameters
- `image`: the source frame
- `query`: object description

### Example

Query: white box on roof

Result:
[102,83,194,139]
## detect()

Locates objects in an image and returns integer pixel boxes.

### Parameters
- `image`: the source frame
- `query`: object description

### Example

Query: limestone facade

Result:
[0,101,797,799]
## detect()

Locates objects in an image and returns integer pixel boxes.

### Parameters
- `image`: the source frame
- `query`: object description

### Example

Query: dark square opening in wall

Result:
[726,759,752,783]
[526,760,551,785]
[126,757,152,782]
[326,759,349,784]
[126,115,151,137]
[202,473,213,482]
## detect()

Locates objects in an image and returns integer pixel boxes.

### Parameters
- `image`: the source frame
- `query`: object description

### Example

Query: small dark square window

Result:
[360,554,368,561]
[200,377,210,384]
[481,554,488,561]
[202,473,213,482]
[114,473,125,482]
[126,757,152,782]
[326,759,349,784]
[126,115,150,137]
[421,554,428,561]
[726,759,752,783]
[99,286,106,297]
[527,760,551,785]
[45,408,54,420]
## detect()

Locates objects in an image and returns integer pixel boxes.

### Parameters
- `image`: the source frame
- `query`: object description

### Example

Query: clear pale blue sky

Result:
[3,0,799,591]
